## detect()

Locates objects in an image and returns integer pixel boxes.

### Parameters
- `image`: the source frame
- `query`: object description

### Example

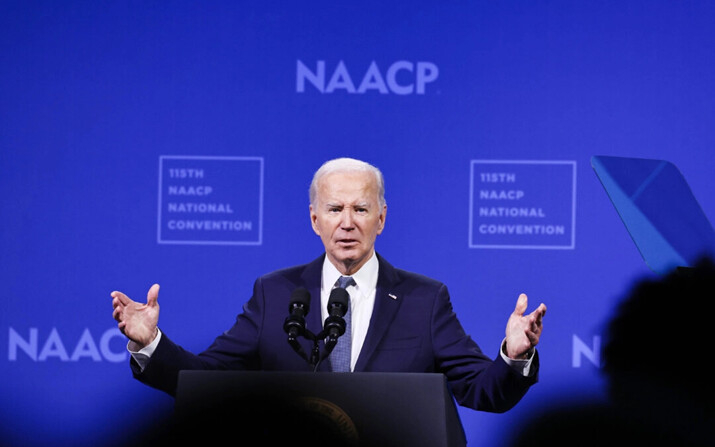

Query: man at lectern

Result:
[111,157,546,413]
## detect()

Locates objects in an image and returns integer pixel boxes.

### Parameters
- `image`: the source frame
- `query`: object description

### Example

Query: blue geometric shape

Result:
[591,156,715,275]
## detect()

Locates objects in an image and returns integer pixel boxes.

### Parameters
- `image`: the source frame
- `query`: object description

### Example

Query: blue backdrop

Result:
[2,1,714,446]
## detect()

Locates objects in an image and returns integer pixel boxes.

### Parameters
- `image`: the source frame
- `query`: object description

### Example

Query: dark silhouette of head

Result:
[510,257,715,447]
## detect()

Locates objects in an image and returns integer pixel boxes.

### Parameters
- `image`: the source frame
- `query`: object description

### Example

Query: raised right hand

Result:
[111,284,160,350]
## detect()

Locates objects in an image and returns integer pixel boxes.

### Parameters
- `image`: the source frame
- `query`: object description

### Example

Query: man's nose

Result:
[340,210,355,229]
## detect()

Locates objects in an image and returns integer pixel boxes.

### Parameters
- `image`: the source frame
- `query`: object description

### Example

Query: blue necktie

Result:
[330,276,354,372]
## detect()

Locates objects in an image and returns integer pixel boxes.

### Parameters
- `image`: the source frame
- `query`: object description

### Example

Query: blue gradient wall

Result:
[2,2,714,446]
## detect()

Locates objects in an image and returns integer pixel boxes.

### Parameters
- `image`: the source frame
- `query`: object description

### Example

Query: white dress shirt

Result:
[319,251,379,372]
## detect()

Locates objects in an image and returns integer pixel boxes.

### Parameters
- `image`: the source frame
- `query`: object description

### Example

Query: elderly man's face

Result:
[310,170,386,275]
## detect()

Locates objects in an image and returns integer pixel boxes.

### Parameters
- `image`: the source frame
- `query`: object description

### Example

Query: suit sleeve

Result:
[431,284,538,413]
[131,277,267,396]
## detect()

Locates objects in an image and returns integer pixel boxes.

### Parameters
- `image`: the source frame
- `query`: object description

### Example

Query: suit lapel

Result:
[300,254,324,337]
[354,253,403,372]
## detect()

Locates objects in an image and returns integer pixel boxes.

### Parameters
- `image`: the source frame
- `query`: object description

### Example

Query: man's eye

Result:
[356,208,367,213]
[329,208,341,213]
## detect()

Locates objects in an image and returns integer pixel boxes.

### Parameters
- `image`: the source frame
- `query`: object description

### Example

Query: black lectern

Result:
[173,371,467,447]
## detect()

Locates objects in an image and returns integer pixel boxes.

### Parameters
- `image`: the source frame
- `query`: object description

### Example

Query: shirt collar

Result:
[321,251,379,294]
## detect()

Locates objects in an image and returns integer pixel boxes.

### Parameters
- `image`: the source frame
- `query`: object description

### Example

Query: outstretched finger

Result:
[146,284,160,307]
[513,293,528,317]
[111,291,131,306]
[534,303,547,324]
[112,304,124,322]
[529,316,542,333]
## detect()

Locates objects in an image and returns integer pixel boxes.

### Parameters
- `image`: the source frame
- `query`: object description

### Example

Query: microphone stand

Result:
[285,319,344,372]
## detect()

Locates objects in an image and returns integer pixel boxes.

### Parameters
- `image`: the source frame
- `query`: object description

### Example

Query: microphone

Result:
[324,287,349,341]
[283,288,311,338]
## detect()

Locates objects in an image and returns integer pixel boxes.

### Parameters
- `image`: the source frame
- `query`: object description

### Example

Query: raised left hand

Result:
[505,293,546,359]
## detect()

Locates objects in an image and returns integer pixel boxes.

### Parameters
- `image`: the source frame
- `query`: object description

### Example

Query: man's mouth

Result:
[337,239,358,246]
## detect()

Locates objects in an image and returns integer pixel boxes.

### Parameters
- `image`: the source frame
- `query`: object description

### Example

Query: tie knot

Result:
[336,276,355,289]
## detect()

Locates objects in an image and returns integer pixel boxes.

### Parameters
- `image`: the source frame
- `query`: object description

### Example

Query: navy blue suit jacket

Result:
[133,253,538,412]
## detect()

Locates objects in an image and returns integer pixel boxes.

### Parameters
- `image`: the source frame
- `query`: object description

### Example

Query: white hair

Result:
[309,158,386,206]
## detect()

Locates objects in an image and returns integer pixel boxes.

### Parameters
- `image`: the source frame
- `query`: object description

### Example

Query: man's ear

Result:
[377,204,387,235]
[309,204,320,235]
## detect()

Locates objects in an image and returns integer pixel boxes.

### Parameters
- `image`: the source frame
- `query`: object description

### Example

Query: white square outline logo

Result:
[157,155,264,246]
[468,159,577,250]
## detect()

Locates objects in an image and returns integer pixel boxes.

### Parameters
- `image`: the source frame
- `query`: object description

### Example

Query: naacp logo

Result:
[296,60,439,94]
[8,327,127,362]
